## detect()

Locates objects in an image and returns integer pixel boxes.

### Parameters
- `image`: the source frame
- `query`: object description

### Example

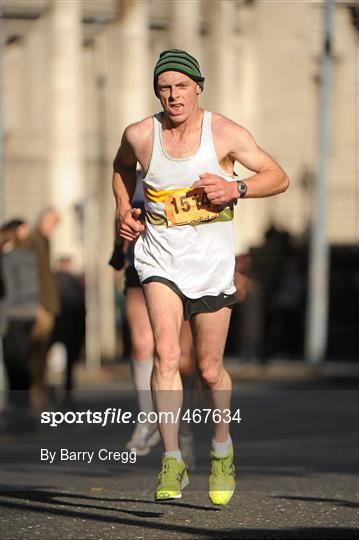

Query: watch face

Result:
[238,181,247,197]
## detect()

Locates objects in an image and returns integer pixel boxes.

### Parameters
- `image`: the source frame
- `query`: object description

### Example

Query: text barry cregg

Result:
[40,448,137,464]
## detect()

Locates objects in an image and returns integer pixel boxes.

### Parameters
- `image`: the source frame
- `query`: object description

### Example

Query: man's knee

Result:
[154,340,180,378]
[197,357,223,386]
[132,339,153,360]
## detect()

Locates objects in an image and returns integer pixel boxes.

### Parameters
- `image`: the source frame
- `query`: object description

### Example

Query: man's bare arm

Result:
[112,126,144,241]
[228,122,289,198]
[192,119,289,206]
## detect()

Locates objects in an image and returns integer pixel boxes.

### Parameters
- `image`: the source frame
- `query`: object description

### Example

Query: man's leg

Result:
[142,281,189,500]
[3,320,33,411]
[190,307,232,442]
[190,307,236,505]
[125,286,159,455]
[178,321,197,471]
[142,281,184,451]
[29,310,54,410]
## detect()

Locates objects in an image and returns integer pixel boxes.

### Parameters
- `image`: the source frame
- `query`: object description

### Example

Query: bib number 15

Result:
[164,189,218,226]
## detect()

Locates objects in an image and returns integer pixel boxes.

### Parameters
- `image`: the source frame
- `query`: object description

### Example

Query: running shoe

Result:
[126,422,161,456]
[155,457,189,500]
[179,431,197,471]
[208,444,236,505]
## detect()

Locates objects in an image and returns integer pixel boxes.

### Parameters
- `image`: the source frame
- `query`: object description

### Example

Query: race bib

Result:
[164,188,219,227]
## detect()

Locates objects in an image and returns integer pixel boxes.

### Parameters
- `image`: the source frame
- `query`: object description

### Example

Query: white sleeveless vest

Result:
[134,110,236,299]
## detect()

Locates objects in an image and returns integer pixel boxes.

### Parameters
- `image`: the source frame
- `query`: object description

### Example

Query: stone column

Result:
[235,3,257,131]
[169,0,201,59]
[206,0,236,115]
[3,37,26,136]
[25,16,50,134]
[93,0,150,361]
[48,0,83,268]
[110,0,150,131]
[231,1,264,254]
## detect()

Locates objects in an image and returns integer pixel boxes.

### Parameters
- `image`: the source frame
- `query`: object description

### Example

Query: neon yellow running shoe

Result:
[155,457,189,501]
[208,444,236,505]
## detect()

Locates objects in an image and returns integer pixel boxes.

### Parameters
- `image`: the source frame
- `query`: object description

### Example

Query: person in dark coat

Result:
[28,207,60,409]
[1,219,38,415]
[51,256,85,401]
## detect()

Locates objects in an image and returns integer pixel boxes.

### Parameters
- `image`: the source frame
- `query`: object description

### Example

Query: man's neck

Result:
[161,107,203,137]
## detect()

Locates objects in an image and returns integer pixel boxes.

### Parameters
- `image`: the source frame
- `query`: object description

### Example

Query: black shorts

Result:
[142,276,236,320]
[124,265,141,290]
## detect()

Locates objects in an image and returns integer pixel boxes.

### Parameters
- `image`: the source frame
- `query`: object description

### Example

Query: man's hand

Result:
[118,208,145,242]
[36,304,49,323]
[191,173,236,206]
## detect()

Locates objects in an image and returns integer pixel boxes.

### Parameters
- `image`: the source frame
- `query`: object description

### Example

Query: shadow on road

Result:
[274,495,359,509]
[0,485,358,538]
[0,484,220,512]
[0,497,357,539]
[0,485,162,518]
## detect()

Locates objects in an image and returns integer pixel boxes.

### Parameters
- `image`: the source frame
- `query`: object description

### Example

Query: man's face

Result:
[156,71,200,122]
[16,223,30,241]
[40,211,60,237]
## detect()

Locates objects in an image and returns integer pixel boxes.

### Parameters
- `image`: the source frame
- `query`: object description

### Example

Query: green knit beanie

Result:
[153,49,205,95]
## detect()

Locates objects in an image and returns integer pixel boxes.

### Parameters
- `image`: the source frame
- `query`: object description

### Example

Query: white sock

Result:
[131,357,154,417]
[212,436,232,457]
[164,450,182,461]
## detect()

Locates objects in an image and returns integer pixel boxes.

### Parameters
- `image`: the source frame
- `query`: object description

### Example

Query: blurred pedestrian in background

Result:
[51,256,86,405]
[0,250,6,335]
[234,254,252,303]
[28,207,60,409]
[0,219,38,426]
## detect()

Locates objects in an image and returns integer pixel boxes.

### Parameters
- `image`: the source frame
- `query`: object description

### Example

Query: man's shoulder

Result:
[124,116,154,146]
[211,112,247,136]
[28,231,48,253]
[28,231,39,246]
[28,230,43,244]
[211,112,254,153]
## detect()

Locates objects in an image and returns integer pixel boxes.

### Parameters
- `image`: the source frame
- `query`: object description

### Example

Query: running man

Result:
[112,49,289,505]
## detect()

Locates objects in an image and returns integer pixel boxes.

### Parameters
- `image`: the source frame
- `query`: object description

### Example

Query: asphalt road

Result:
[0,376,358,539]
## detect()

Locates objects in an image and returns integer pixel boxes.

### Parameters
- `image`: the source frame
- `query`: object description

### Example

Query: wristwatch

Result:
[236,180,248,199]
